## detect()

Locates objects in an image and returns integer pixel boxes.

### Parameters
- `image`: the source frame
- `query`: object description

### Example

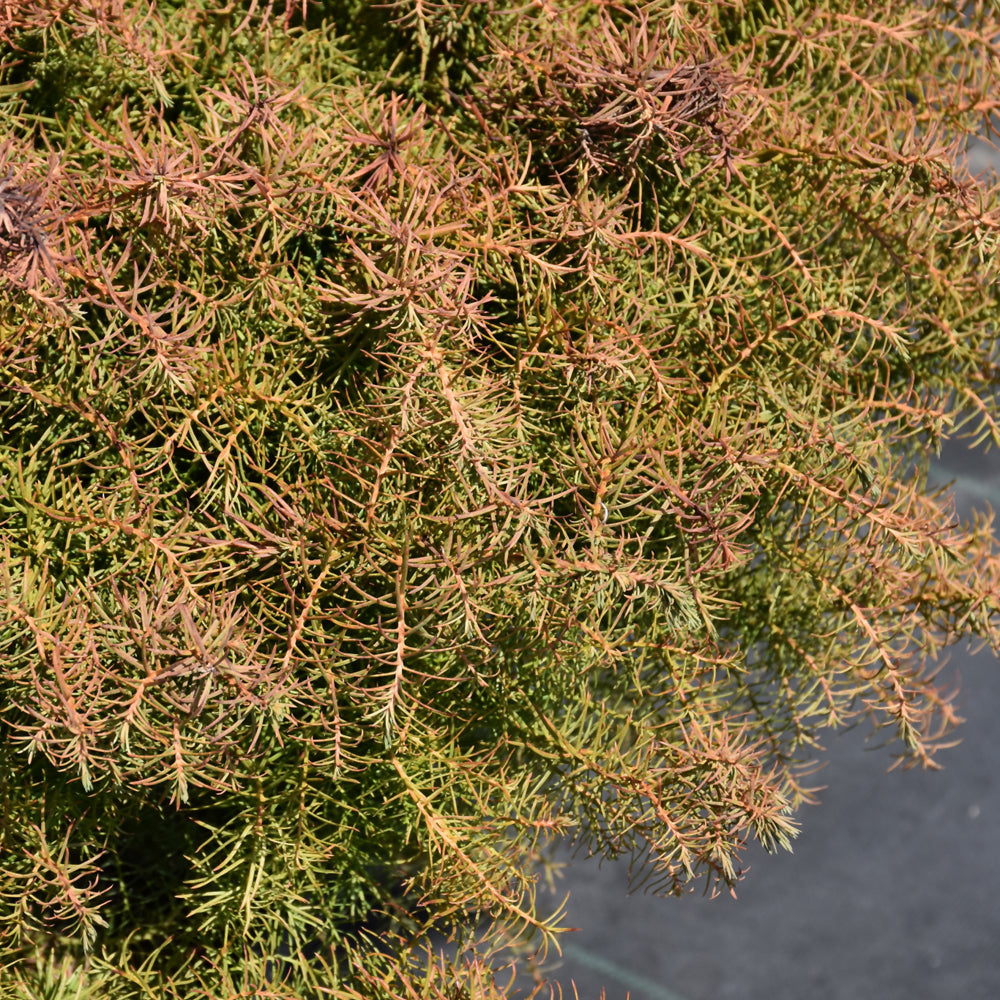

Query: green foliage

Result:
[2,0,1000,996]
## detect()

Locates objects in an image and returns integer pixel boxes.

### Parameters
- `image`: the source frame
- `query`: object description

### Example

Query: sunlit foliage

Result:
[2,1,999,996]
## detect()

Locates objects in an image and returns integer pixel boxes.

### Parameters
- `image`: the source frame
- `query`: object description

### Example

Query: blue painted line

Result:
[560,942,692,1000]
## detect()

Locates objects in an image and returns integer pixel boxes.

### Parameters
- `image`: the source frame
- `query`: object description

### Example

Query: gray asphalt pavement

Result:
[527,441,1000,1000]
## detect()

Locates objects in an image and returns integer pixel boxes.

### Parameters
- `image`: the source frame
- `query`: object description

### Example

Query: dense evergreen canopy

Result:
[1,1,999,996]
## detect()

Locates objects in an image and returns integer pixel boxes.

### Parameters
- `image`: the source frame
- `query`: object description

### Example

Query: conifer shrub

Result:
[1,1,999,996]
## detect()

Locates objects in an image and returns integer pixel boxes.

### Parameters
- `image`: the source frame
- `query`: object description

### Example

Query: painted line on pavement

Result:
[561,942,692,1000]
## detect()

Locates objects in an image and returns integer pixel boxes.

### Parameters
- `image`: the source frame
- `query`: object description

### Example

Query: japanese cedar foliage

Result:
[2,0,1000,997]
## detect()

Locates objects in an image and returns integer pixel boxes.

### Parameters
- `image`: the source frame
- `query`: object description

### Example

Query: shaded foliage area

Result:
[1,0,999,996]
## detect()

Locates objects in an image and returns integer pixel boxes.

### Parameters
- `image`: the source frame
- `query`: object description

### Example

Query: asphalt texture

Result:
[526,440,1000,1000]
